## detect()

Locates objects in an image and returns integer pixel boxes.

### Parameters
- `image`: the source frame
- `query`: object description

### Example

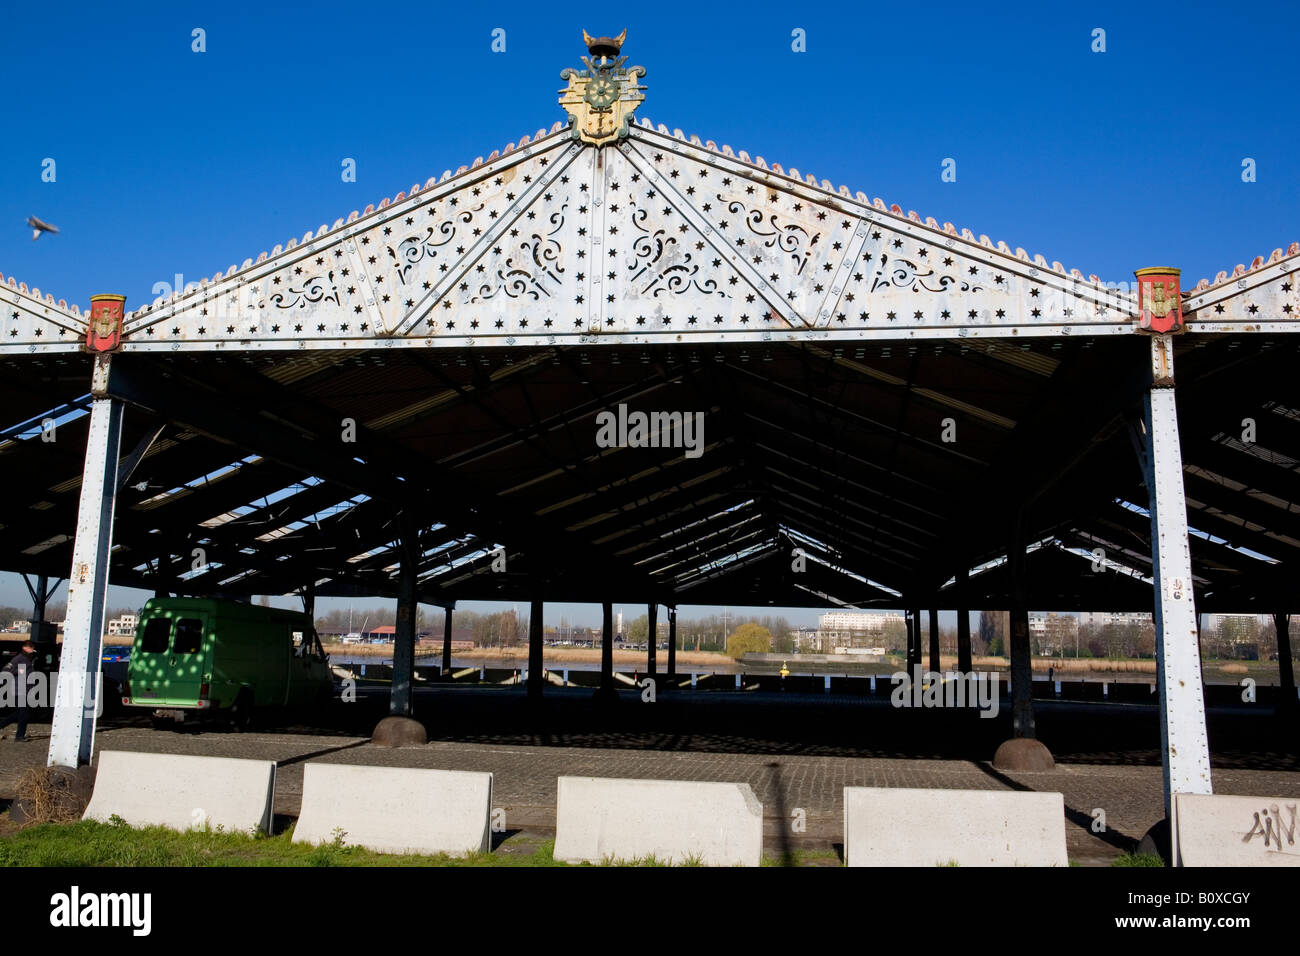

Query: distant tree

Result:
[1258,617,1277,661]
[725,622,772,660]
[979,611,1007,657]
[769,616,795,654]
[1077,623,1100,659]
[881,619,908,653]
[1118,623,1141,657]
[627,614,648,643]
[1044,613,1076,658]
[1136,624,1156,658]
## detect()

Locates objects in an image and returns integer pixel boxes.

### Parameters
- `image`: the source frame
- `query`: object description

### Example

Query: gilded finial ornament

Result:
[559,29,645,146]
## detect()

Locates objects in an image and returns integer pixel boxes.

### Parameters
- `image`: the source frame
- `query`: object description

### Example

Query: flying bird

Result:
[27,216,59,241]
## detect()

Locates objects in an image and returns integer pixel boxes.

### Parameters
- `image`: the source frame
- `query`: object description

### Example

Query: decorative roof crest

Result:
[558,29,645,146]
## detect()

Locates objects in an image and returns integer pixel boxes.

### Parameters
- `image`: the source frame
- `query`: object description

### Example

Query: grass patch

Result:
[596,851,705,866]
[1111,851,1165,867]
[0,819,568,867]
[2,820,812,867]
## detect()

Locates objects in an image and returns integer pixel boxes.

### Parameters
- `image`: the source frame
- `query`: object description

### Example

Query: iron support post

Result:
[1141,333,1213,864]
[49,355,123,768]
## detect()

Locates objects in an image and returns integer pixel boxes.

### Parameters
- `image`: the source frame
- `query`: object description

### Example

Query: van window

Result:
[140,618,171,654]
[173,619,204,654]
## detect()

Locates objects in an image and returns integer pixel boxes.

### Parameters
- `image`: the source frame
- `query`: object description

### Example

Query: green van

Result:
[124,597,333,727]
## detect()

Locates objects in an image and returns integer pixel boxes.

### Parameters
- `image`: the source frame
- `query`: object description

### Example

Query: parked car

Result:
[123,597,332,728]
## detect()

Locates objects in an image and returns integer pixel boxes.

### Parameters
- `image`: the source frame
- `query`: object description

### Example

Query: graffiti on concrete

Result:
[1241,803,1297,852]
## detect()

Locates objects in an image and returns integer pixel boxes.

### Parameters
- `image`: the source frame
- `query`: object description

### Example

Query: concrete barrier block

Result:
[84,750,275,834]
[1175,793,1300,866]
[843,787,1067,866]
[293,763,492,856]
[554,776,763,866]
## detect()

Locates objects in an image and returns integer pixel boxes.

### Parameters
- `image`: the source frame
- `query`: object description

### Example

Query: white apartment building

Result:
[1078,611,1152,629]
[106,613,138,637]
[814,611,905,652]
[1204,614,1268,643]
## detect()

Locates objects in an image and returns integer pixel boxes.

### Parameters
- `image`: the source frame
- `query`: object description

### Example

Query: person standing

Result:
[0,639,35,742]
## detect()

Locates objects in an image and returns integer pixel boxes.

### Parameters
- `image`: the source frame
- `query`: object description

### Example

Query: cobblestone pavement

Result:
[4,703,1297,865]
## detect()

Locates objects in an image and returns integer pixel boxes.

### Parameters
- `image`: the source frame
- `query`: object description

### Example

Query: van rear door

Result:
[168,615,209,704]
[129,613,209,705]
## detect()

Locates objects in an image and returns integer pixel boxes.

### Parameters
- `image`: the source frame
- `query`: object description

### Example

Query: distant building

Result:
[1078,611,1151,629]
[106,613,138,637]
[814,611,904,653]
[1204,613,1266,634]
[360,624,396,643]
[1204,614,1267,649]
[793,626,819,651]
[1030,611,1078,655]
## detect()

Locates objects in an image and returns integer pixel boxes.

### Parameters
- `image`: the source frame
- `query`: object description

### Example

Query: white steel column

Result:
[48,355,124,768]
[1141,334,1212,864]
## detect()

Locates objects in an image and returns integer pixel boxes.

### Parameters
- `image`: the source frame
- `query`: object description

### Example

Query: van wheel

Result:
[229,690,254,732]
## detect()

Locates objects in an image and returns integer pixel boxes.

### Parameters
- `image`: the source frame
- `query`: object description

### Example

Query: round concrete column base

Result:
[371,715,427,747]
[992,737,1056,771]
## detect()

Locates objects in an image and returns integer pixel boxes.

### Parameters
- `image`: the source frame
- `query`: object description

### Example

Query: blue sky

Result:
[1,1,1295,624]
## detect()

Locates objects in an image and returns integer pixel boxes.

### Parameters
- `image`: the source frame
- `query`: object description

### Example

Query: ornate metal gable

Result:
[119,115,1139,353]
[0,273,87,354]
[10,34,1300,358]
[1182,243,1300,332]
[27,32,1300,356]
